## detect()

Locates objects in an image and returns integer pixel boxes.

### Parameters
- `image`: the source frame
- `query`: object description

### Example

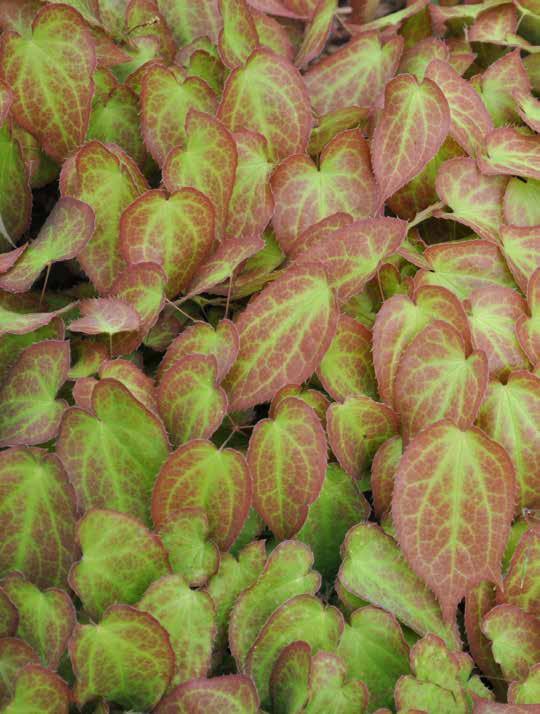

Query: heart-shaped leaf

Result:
[327,395,398,479]
[141,64,217,166]
[138,574,215,687]
[395,320,488,442]
[218,0,258,69]
[0,573,75,669]
[503,530,540,618]
[2,663,70,713]
[270,641,311,714]
[0,340,69,447]
[0,448,76,588]
[163,110,237,239]
[248,396,327,539]
[120,188,215,299]
[155,675,259,714]
[0,4,95,161]
[157,354,227,447]
[371,74,450,203]
[482,604,540,682]
[479,128,540,181]
[152,439,251,550]
[339,523,461,648]
[223,263,337,410]
[0,638,39,707]
[69,508,170,619]
[218,47,312,161]
[271,129,378,255]
[69,297,140,337]
[500,224,540,293]
[393,420,516,621]
[69,604,174,710]
[57,379,170,523]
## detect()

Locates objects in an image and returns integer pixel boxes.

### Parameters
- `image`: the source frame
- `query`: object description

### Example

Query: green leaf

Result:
[0,573,75,668]
[246,594,343,705]
[158,508,220,587]
[157,354,227,448]
[0,4,95,161]
[503,529,540,618]
[69,508,170,619]
[339,524,461,648]
[0,638,39,707]
[152,439,251,550]
[0,125,31,243]
[297,463,370,581]
[155,674,260,714]
[0,340,69,447]
[229,540,320,669]
[70,604,174,710]
[337,606,410,710]
[218,0,258,68]
[482,604,540,682]
[326,395,398,479]
[303,650,369,714]
[57,379,170,523]
[139,574,215,687]
[1,664,70,714]
[270,641,311,714]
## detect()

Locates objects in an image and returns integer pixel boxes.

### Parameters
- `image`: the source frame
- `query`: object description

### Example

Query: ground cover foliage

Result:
[0,0,539,711]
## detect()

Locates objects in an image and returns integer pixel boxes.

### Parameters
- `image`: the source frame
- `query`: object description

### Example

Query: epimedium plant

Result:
[0,0,538,711]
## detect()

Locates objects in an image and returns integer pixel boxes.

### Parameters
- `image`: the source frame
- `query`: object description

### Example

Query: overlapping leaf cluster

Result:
[0,0,539,712]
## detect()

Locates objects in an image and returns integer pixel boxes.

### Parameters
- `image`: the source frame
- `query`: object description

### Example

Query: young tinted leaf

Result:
[158,508,220,586]
[326,395,398,479]
[246,594,343,705]
[60,141,148,294]
[270,641,311,714]
[206,540,266,651]
[0,5,95,162]
[157,354,227,447]
[466,287,530,378]
[435,157,507,242]
[304,31,403,115]
[248,396,327,540]
[295,0,337,69]
[393,421,516,622]
[504,178,540,228]
[395,320,488,442]
[0,448,76,588]
[304,650,369,714]
[465,582,504,686]
[225,131,274,241]
[297,463,370,581]
[155,674,260,714]
[509,663,540,705]
[337,606,410,710]
[141,64,217,166]
[477,371,540,511]
[425,59,493,157]
[223,263,337,411]
[0,573,74,669]
[120,188,215,299]
[152,440,251,550]
[157,0,221,46]
[0,197,94,293]
[516,269,540,365]
[218,0,258,69]
[0,638,39,707]
[163,111,237,239]
[218,47,312,161]
[2,663,70,714]
[371,435,403,520]
[317,314,377,402]
[70,604,174,709]
[57,379,170,523]
[271,129,378,255]
[398,37,448,81]
[294,218,406,302]
[339,524,461,648]
[70,508,170,619]
[159,319,239,383]
[69,297,140,338]
[111,261,166,339]
[229,540,320,668]
[475,49,531,127]
[414,239,516,299]
[371,74,450,203]
[500,225,540,294]
[0,294,71,338]
[99,358,157,414]
[478,128,540,181]
[0,126,31,242]
[138,574,215,687]
[503,530,540,617]
[482,604,540,682]
[0,340,69,447]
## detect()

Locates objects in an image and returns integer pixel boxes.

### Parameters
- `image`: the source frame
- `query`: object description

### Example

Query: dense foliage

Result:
[0,0,539,712]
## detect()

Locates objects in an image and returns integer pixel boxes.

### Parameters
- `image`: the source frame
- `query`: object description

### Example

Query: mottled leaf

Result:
[155,675,259,714]
[482,604,540,682]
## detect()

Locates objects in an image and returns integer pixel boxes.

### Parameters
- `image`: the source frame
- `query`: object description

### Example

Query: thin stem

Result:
[408,201,445,230]
[40,263,52,307]
[165,298,197,323]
